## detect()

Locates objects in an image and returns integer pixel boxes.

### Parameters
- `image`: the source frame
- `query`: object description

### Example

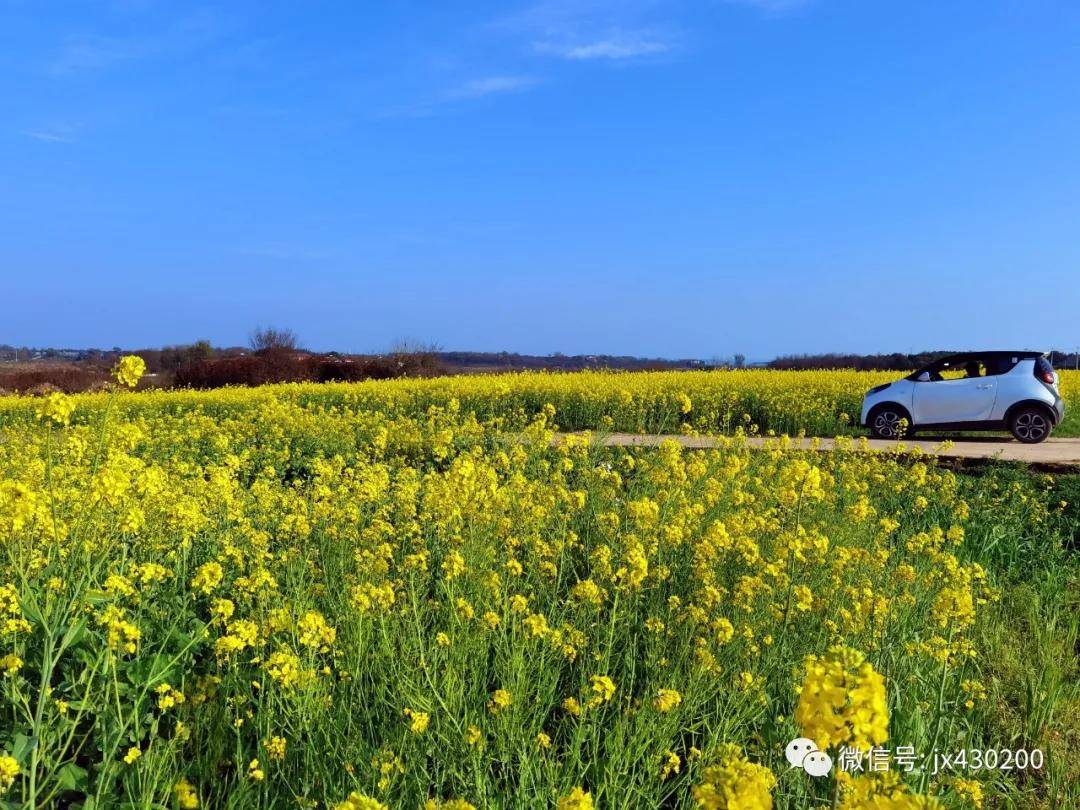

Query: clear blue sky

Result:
[4,1,1079,359]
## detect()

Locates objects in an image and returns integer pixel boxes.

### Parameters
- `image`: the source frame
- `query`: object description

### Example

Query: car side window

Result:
[922,358,992,381]
[919,363,946,381]
[983,357,1016,377]
[965,361,987,378]
[936,362,961,379]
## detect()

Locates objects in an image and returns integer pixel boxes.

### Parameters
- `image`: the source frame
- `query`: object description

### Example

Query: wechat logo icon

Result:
[786,738,833,777]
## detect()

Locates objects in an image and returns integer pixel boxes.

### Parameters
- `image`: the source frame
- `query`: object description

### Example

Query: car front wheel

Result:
[1009,407,1052,444]
[869,406,910,439]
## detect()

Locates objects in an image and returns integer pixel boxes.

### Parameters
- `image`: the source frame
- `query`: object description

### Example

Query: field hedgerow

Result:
[0,363,1076,808]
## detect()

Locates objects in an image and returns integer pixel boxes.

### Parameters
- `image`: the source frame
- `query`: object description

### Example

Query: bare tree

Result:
[389,338,442,356]
[250,326,299,354]
[388,338,445,377]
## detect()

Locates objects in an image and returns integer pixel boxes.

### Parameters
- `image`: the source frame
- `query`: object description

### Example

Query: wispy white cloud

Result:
[493,1,678,63]
[375,75,539,119]
[442,75,539,101]
[21,130,76,143]
[370,1,677,120]
[494,0,664,38]
[536,32,672,61]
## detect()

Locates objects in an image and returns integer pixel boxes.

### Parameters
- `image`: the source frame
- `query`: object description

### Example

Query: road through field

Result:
[555,432,1080,468]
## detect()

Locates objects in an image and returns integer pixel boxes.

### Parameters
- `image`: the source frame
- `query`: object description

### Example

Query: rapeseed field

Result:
[0,362,1076,808]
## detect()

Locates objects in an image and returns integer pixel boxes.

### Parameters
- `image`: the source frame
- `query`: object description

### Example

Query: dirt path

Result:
[555,432,1080,468]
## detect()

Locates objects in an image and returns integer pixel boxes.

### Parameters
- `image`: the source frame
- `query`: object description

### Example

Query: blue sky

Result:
[3,0,1080,359]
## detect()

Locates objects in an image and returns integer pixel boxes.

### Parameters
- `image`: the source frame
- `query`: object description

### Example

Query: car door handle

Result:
[976,383,994,389]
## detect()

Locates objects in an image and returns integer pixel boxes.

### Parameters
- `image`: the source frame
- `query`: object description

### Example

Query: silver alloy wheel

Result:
[1013,411,1048,441]
[873,409,902,438]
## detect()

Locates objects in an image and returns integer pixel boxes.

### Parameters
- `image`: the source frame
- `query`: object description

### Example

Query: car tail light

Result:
[1035,357,1057,386]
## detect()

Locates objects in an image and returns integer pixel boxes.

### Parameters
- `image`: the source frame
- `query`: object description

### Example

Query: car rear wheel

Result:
[1009,407,1051,444]
[869,406,910,439]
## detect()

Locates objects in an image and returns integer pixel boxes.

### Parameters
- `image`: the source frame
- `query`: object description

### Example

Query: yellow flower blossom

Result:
[692,744,775,810]
[404,707,431,733]
[488,689,512,714]
[653,688,682,713]
[265,648,309,689]
[796,646,888,751]
[0,755,19,793]
[297,610,336,651]
[263,736,287,761]
[114,355,147,388]
[335,793,388,810]
[190,562,224,594]
[156,683,186,710]
[557,787,594,810]
[660,750,681,779]
[173,777,199,809]
[587,674,615,707]
[37,392,75,426]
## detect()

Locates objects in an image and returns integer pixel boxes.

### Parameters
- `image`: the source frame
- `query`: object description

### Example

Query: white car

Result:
[860,351,1064,443]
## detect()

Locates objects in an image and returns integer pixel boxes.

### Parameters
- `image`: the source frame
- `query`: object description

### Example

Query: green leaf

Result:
[61,616,89,648]
[11,733,36,763]
[56,762,89,792]
[18,591,45,626]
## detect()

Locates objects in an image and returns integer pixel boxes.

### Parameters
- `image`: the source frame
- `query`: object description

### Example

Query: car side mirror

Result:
[916,371,931,382]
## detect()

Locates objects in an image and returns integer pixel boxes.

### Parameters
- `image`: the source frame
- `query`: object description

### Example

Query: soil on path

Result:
[555,432,1080,469]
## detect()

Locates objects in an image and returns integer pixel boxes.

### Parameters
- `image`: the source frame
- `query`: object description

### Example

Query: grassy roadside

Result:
[957,468,1079,808]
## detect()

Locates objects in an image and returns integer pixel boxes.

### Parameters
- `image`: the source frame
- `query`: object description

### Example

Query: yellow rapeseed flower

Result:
[114,355,147,388]
[190,562,224,594]
[692,744,775,810]
[488,689,512,714]
[263,736,287,761]
[653,688,682,713]
[335,793,389,810]
[404,707,431,733]
[557,787,594,810]
[37,392,75,426]
[0,755,19,793]
[796,646,888,752]
[587,675,615,707]
[173,777,199,809]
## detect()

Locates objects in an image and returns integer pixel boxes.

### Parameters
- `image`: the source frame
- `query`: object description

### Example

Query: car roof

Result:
[935,351,1043,363]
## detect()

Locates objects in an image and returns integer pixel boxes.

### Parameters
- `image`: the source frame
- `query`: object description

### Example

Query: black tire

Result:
[1009,406,1052,444]
[868,405,912,439]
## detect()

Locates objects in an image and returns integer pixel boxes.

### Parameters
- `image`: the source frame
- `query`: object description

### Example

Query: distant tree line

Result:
[439,351,712,372]
[171,329,444,388]
[0,328,446,393]
[6,335,1077,395]
[768,352,952,371]
[768,350,1080,371]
